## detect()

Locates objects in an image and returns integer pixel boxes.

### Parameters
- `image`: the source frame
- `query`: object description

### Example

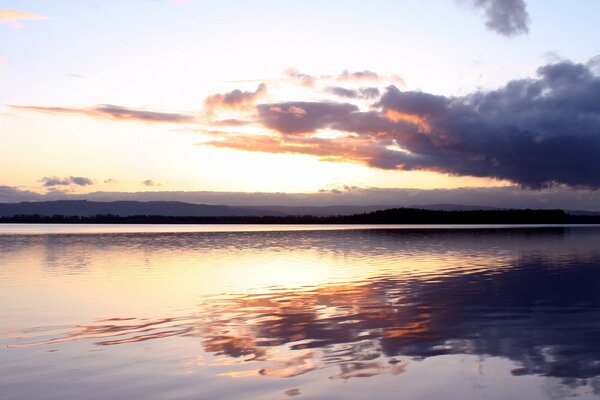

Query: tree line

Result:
[1,207,596,224]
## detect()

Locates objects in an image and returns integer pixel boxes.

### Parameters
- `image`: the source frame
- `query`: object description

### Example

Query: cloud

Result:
[337,70,382,82]
[143,179,160,186]
[284,68,405,88]
[203,84,267,114]
[284,68,317,87]
[0,9,49,25]
[325,86,381,99]
[256,102,359,134]
[207,57,600,189]
[318,185,359,194]
[0,186,44,202]
[461,0,529,37]
[2,185,600,211]
[10,104,194,124]
[41,176,94,187]
[212,118,254,127]
[104,178,118,184]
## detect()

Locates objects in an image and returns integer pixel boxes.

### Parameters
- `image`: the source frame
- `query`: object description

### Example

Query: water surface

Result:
[1,226,600,399]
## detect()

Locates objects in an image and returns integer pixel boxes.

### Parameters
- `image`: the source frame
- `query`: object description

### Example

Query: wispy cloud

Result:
[0,9,50,27]
[10,104,195,124]
[460,0,529,37]
[284,69,405,88]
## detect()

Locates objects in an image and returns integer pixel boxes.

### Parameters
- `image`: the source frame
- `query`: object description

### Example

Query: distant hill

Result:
[0,200,285,217]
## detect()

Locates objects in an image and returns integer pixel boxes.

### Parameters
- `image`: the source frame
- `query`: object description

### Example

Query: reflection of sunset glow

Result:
[225,252,336,292]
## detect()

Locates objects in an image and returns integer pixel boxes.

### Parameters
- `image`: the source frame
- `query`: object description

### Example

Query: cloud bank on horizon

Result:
[2,184,600,212]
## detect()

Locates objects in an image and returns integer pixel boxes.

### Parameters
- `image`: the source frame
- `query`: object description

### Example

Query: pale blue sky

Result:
[3,1,599,106]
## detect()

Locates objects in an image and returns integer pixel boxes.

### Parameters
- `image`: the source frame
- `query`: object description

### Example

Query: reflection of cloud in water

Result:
[5,228,600,387]
[13,257,600,383]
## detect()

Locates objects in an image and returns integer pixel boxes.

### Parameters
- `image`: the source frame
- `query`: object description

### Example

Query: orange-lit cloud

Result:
[199,58,600,188]
[10,104,195,124]
[384,109,431,133]
[203,83,267,115]
[205,133,393,168]
[12,57,600,189]
[0,9,49,25]
[212,118,255,127]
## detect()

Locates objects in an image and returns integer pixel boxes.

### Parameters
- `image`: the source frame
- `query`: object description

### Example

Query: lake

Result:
[1,225,600,399]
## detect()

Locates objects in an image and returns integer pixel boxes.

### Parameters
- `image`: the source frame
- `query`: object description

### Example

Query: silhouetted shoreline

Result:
[2,207,598,224]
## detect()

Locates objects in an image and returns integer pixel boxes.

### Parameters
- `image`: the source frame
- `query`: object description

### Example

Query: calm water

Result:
[1,225,600,399]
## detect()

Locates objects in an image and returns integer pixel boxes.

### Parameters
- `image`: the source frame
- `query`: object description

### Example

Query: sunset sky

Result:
[2,0,600,204]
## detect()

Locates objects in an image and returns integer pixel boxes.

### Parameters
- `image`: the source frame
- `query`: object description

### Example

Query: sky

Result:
[1,0,600,206]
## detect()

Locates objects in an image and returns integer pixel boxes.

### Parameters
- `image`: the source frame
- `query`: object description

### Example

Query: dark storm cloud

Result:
[41,176,94,187]
[10,104,194,123]
[375,59,600,187]
[463,0,529,37]
[213,58,600,189]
